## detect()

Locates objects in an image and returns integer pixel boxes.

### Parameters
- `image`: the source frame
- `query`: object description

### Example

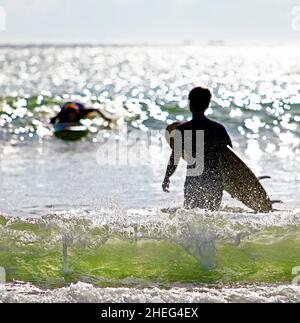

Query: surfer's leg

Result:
[201,179,223,211]
[184,183,197,208]
[205,189,223,211]
[184,179,205,209]
[192,191,221,210]
[184,179,223,211]
[184,182,210,210]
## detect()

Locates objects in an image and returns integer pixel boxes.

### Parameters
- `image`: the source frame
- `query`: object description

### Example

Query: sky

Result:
[0,0,300,43]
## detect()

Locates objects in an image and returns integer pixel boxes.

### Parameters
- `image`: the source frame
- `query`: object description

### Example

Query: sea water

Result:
[0,42,300,303]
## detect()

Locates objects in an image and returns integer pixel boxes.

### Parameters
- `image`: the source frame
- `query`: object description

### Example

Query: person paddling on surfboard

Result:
[162,87,232,211]
[50,101,111,125]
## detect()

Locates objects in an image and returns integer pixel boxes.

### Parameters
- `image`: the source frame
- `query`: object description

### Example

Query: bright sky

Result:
[0,0,300,43]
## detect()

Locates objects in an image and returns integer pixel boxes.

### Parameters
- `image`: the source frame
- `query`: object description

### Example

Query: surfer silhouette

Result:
[50,101,111,124]
[162,87,232,210]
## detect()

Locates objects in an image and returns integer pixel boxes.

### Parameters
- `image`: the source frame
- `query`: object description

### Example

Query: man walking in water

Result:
[162,87,232,210]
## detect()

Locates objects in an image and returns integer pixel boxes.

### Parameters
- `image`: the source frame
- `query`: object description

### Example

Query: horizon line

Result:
[0,39,300,48]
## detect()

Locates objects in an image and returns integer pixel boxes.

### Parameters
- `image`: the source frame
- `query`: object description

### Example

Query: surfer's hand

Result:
[162,178,170,192]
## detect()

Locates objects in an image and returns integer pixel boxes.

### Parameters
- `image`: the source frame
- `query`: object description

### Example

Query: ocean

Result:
[0,42,300,303]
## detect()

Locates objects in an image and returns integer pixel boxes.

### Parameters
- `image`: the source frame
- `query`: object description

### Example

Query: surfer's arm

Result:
[50,113,61,124]
[162,149,180,192]
[83,109,112,122]
[50,117,57,124]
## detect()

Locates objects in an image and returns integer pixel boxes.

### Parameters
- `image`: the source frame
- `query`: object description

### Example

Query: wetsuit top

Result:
[177,115,232,183]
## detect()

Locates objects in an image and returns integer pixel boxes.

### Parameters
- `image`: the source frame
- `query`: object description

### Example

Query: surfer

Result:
[162,87,232,210]
[50,101,111,124]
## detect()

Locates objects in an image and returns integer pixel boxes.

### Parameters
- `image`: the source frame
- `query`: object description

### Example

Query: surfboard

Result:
[220,145,273,213]
[165,121,273,213]
[53,123,89,141]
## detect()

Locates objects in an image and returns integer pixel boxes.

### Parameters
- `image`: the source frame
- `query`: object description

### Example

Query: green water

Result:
[1,213,300,288]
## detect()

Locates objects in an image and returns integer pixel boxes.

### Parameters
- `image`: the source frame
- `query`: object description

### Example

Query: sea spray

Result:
[1,208,300,287]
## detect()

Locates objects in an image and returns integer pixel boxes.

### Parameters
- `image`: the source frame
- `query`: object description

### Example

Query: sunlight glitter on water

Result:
[1,44,299,142]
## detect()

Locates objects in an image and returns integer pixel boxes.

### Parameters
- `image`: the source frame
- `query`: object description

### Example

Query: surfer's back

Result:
[177,115,232,180]
[178,115,230,141]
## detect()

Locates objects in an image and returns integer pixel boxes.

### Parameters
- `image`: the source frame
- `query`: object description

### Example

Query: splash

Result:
[1,207,300,288]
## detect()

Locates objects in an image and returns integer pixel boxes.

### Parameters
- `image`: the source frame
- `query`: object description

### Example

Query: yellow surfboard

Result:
[166,122,273,213]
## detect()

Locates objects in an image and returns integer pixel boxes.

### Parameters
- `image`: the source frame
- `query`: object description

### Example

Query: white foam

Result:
[2,281,300,303]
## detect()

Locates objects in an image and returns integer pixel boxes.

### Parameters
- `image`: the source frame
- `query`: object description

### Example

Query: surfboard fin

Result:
[271,200,283,205]
[258,176,271,180]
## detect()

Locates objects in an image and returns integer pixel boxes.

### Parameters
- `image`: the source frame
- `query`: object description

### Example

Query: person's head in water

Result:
[189,87,212,116]
[62,102,81,123]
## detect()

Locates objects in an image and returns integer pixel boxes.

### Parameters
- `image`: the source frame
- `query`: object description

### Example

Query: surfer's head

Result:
[62,102,83,112]
[62,102,82,123]
[189,87,212,115]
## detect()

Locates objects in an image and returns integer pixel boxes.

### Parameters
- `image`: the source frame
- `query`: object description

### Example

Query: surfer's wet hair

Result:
[189,87,212,112]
